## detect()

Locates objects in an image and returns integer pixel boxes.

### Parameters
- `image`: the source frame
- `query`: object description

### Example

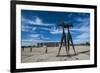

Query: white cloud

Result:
[50,29,62,34]
[21,28,29,32]
[77,17,90,23]
[73,26,90,44]
[40,35,50,40]
[71,17,90,32]
[76,32,90,40]
[34,16,42,25]
[22,16,54,26]
[29,34,40,38]
[21,25,37,32]
[21,25,32,32]
[22,39,33,42]
[71,26,90,32]
[22,16,34,24]
[50,27,69,34]
[39,27,51,31]
[73,39,89,44]
[32,27,37,31]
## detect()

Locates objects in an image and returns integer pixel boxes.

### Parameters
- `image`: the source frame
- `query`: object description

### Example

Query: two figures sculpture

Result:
[57,21,76,56]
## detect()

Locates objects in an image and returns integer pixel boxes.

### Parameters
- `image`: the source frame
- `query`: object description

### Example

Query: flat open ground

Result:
[21,45,90,63]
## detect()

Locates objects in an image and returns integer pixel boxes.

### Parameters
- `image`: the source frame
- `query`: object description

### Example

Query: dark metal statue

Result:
[57,21,76,56]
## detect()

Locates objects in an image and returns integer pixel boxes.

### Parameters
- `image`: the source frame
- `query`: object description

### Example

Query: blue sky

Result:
[21,10,90,46]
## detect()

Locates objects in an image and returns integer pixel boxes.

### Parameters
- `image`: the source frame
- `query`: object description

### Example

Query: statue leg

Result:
[64,36,68,56]
[68,39,70,56]
[69,33,76,55]
[67,33,70,56]
[57,35,63,56]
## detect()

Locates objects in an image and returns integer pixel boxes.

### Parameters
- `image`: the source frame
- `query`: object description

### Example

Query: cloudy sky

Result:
[21,10,90,46]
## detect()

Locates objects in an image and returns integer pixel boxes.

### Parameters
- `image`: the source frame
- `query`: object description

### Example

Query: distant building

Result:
[37,42,60,47]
